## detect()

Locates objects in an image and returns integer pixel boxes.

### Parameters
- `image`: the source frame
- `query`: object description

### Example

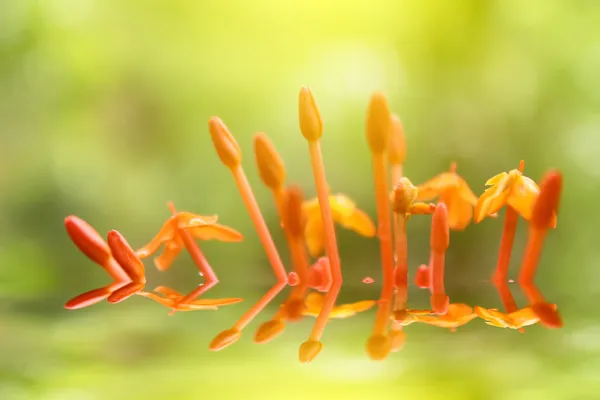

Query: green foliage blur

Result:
[1,0,599,399]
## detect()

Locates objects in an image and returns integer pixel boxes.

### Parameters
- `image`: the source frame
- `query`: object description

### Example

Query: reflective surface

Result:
[1,0,598,399]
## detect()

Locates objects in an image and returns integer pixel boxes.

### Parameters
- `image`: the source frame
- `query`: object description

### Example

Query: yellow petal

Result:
[442,191,473,231]
[189,297,244,306]
[456,176,478,205]
[446,303,473,318]
[304,292,325,313]
[329,194,357,220]
[507,175,539,221]
[485,172,508,186]
[340,208,376,237]
[304,215,325,257]
[187,224,244,242]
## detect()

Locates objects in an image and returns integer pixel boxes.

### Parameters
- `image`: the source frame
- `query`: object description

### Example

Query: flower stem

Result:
[305,140,342,344]
[492,205,519,283]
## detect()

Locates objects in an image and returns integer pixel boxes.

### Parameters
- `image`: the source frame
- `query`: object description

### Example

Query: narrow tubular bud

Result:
[282,186,305,239]
[388,115,406,165]
[254,320,286,344]
[107,230,145,281]
[392,177,418,215]
[366,92,392,154]
[65,216,111,266]
[299,339,323,364]
[210,328,242,351]
[531,171,562,230]
[298,86,323,141]
[254,133,286,190]
[209,117,242,168]
[431,203,450,253]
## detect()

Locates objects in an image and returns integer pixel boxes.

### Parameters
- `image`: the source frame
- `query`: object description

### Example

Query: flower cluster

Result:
[64,87,563,363]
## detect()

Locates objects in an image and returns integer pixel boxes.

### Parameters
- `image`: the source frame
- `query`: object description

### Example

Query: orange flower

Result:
[302,292,376,319]
[474,162,558,226]
[138,286,243,311]
[415,164,477,230]
[392,308,436,326]
[303,194,376,257]
[474,304,557,330]
[137,212,242,271]
[403,304,477,331]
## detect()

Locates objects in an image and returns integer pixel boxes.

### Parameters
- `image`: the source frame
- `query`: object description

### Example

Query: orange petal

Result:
[304,215,325,257]
[136,217,177,258]
[187,224,244,242]
[416,173,460,201]
[153,239,184,271]
[153,286,185,299]
[443,192,473,231]
[175,212,219,230]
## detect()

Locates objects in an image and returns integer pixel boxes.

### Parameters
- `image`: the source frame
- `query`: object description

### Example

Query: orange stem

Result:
[306,140,342,342]
[517,227,547,284]
[169,202,219,308]
[372,154,395,335]
[233,282,288,330]
[231,166,287,283]
[492,206,519,283]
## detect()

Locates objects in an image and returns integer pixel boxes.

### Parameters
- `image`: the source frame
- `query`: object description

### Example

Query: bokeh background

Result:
[1,0,599,399]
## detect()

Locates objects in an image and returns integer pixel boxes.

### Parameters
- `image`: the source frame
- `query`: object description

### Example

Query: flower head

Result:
[138,286,243,311]
[303,194,376,257]
[474,304,557,330]
[416,164,477,230]
[137,212,242,271]
[474,161,557,226]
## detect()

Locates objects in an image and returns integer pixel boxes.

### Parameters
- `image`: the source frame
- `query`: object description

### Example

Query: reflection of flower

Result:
[303,194,376,257]
[137,212,243,271]
[138,286,243,311]
[474,164,557,226]
[302,292,376,319]
[416,166,478,230]
[474,304,557,330]
[395,304,477,331]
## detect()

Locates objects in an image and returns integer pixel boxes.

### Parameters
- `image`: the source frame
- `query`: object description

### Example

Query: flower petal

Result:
[136,217,177,258]
[304,215,325,257]
[416,173,460,201]
[153,239,184,271]
[175,212,219,229]
[339,208,376,237]
[187,224,244,242]
[443,191,473,230]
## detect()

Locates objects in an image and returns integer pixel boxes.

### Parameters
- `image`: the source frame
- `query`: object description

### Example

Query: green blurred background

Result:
[1,0,598,399]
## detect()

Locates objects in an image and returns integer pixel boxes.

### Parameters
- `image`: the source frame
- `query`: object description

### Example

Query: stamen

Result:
[518,171,562,284]
[430,203,450,315]
[297,86,342,362]
[365,92,394,361]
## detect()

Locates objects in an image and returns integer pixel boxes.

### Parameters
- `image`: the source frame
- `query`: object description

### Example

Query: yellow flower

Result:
[407,304,478,331]
[391,177,436,218]
[474,163,558,226]
[474,304,557,330]
[302,292,376,319]
[303,194,376,257]
[416,165,477,230]
[137,212,243,271]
